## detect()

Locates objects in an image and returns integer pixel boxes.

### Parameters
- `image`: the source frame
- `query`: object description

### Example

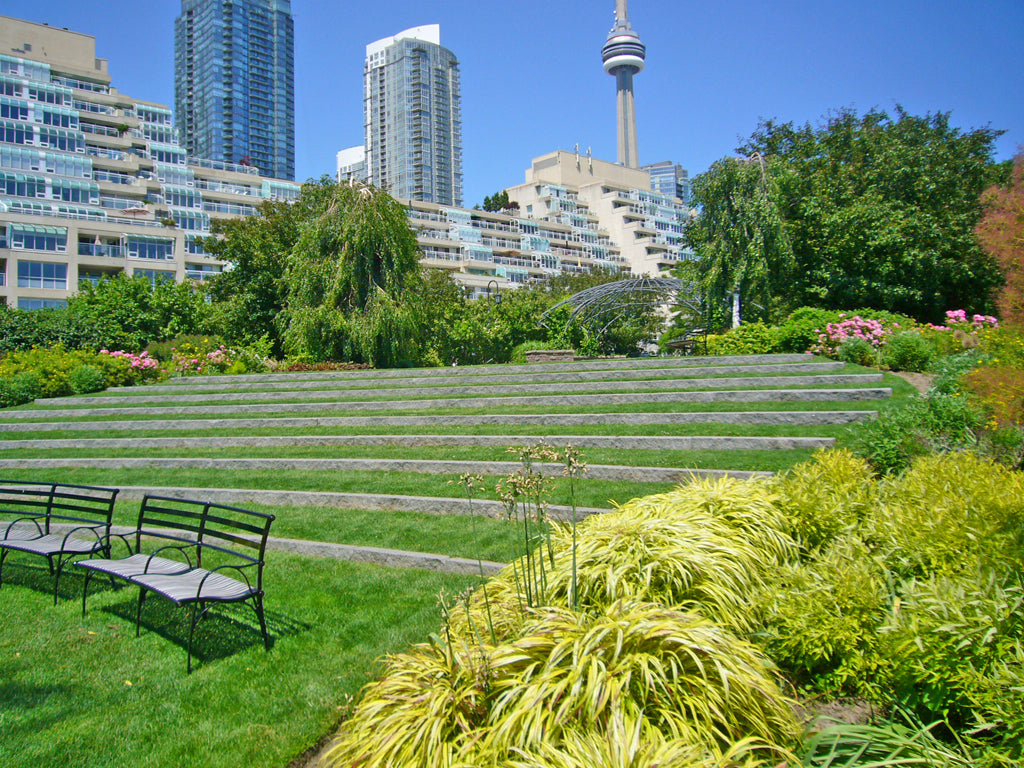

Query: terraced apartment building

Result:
[0,16,300,310]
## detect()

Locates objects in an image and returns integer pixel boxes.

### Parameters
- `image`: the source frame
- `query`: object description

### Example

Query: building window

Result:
[134,268,176,285]
[8,224,67,252]
[18,297,67,310]
[17,260,67,289]
[125,236,175,260]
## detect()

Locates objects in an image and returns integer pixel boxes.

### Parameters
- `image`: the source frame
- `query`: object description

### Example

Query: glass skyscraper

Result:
[364,25,462,206]
[174,0,295,180]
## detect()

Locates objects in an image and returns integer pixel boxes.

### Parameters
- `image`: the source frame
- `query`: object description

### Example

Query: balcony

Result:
[78,242,126,258]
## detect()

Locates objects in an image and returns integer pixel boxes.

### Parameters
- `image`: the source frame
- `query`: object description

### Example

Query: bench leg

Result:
[0,547,6,590]
[81,570,93,617]
[52,556,62,606]
[254,593,271,651]
[135,588,147,638]
[187,602,210,674]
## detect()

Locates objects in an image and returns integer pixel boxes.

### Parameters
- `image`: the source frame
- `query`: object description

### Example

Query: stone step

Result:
[11,385,890,421]
[46,520,507,575]
[149,353,821,387]
[0,457,778,482]
[87,360,843,398]
[0,407,877,434]
[0,427,859,452]
[43,371,875,407]
[101,484,612,520]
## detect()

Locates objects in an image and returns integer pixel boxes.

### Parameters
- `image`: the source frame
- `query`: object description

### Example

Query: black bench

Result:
[666,327,708,356]
[76,494,275,672]
[0,481,119,604]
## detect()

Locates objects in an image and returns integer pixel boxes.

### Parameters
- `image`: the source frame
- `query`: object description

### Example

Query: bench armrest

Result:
[142,542,198,572]
[199,561,258,593]
[2,516,46,540]
[58,523,106,550]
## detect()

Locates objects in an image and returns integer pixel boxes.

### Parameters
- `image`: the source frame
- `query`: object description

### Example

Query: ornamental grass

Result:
[323,601,797,768]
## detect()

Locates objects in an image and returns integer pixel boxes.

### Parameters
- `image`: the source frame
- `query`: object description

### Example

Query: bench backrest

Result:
[135,495,275,582]
[0,480,119,534]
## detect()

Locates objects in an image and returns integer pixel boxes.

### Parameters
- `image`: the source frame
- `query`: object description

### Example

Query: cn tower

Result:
[602,0,646,168]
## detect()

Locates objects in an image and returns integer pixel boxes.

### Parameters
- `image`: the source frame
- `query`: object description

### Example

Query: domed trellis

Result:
[542,277,703,333]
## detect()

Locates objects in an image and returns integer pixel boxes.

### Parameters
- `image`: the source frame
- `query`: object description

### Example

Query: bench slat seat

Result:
[132,568,256,604]
[2,531,106,557]
[77,552,195,581]
[0,481,119,603]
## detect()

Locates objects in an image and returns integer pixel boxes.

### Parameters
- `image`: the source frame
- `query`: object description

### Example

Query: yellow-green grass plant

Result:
[504,714,783,768]
[324,600,798,768]
[775,448,877,553]
[445,476,797,644]
[753,533,890,695]
[868,452,1024,578]
[799,715,974,768]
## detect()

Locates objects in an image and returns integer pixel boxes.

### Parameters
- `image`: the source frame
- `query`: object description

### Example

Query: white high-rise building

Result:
[363,25,463,206]
[0,15,300,310]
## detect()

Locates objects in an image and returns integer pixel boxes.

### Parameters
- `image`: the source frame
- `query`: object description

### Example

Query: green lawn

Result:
[0,553,475,768]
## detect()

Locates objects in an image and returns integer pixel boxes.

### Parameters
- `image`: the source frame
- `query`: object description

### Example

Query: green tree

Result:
[683,154,794,327]
[205,177,339,355]
[482,190,510,212]
[733,107,1004,322]
[68,273,213,349]
[281,181,422,367]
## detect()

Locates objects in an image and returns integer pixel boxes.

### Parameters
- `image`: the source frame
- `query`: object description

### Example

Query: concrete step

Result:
[11,385,891,421]
[0,407,877,434]
[101,484,627,520]
[84,359,844,398]
[0,457,780,481]
[146,353,823,387]
[41,371,876,407]
[0,427,861,452]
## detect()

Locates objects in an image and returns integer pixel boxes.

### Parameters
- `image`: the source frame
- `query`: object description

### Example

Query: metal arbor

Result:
[542,277,703,334]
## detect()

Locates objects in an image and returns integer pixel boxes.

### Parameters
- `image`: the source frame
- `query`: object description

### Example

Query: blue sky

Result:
[3,0,1021,205]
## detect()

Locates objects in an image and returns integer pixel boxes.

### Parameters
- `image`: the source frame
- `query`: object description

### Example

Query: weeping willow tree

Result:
[281,182,423,367]
[684,154,795,327]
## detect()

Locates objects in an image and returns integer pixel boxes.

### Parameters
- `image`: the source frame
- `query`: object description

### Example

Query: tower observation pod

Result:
[602,0,646,168]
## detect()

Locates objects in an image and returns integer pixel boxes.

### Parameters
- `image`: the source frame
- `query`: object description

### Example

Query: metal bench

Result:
[666,327,708,356]
[77,494,275,672]
[0,480,119,604]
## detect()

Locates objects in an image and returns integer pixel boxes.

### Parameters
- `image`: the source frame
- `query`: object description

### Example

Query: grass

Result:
[0,552,475,768]
[0,356,907,766]
[0,466,673,510]
[0,443,818,469]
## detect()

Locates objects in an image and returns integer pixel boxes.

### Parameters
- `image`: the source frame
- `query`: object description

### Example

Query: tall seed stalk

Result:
[452,472,496,644]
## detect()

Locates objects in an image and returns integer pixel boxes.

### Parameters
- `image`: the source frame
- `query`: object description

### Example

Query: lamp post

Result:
[486,279,502,305]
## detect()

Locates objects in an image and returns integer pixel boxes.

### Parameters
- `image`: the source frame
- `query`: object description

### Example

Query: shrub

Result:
[844,392,987,475]
[931,350,985,394]
[811,315,890,357]
[836,337,878,367]
[883,331,935,372]
[867,453,1024,579]
[324,600,798,768]
[705,322,781,355]
[68,364,107,395]
[776,449,876,552]
[879,572,1024,728]
[754,535,888,694]
[0,371,41,408]
[774,308,845,353]
[98,350,161,385]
